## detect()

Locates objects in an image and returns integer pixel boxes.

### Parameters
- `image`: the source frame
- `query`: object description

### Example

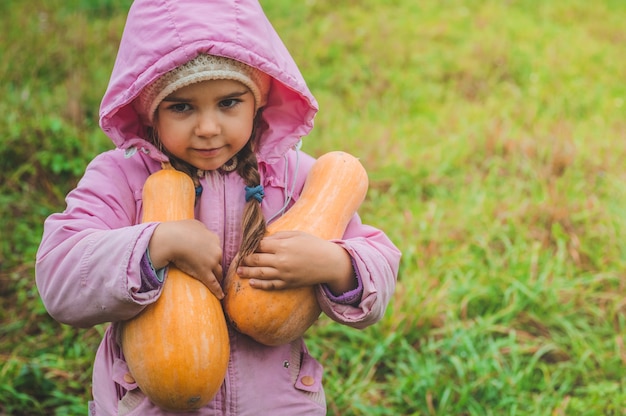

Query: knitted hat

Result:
[137,54,271,124]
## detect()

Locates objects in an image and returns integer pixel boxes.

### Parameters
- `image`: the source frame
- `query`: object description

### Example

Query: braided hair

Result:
[234,139,267,261]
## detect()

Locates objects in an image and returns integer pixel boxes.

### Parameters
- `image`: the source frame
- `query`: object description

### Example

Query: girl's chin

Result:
[189,159,231,172]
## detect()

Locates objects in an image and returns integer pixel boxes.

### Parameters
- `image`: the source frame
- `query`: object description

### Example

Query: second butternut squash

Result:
[222,151,369,346]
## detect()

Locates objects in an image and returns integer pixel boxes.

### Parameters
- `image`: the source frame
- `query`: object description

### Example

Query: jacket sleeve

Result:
[315,213,401,329]
[35,150,162,328]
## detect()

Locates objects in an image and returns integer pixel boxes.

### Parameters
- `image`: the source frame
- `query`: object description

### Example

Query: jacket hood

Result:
[99,0,318,164]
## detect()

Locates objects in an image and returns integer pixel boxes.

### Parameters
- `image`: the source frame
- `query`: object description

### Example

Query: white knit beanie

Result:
[137,54,271,124]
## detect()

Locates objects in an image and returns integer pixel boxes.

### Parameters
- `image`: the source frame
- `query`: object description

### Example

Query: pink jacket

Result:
[36,1,400,415]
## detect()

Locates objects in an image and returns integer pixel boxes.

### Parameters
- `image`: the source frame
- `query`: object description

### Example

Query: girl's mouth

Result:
[193,148,221,157]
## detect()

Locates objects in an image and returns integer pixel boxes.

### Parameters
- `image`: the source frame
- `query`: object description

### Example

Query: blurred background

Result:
[1,0,626,414]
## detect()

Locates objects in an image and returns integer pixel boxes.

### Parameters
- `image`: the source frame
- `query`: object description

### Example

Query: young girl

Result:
[35,0,400,414]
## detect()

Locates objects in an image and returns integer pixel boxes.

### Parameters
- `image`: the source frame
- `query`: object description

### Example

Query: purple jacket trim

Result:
[321,258,363,306]
[139,251,164,293]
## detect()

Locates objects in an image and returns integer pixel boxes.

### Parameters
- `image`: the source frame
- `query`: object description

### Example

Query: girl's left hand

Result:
[236,230,356,294]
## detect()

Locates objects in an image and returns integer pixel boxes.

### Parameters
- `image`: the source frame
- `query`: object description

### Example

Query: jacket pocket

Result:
[111,358,148,415]
[294,352,323,393]
[289,341,326,407]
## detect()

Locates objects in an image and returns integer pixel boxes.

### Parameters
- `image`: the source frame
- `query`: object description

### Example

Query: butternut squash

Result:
[121,164,230,411]
[222,151,369,346]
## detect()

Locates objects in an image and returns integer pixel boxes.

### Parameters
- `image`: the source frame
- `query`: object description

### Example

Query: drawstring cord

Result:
[267,140,301,222]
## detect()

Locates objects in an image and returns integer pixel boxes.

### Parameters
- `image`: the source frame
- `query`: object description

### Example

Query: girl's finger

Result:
[237,265,278,280]
[214,264,223,282]
[248,278,285,290]
[240,252,275,267]
[193,270,224,299]
[205,275,225,299]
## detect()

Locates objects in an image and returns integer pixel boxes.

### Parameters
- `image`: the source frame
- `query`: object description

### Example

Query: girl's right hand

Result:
[147,219,224,299]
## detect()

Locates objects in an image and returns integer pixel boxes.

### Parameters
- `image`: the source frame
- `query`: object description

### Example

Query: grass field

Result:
[1,0,626,414]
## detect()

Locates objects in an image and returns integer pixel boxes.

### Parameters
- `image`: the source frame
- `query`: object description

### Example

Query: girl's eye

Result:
[168,103,191,113]
[220,98,240,109]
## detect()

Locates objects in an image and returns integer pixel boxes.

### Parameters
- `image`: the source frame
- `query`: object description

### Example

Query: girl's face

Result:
[155,79,256,171]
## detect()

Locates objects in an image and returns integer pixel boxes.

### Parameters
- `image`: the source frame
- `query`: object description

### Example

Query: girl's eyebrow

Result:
[162,96,191,103]
[162,89,250,102]
[221,90,250,99]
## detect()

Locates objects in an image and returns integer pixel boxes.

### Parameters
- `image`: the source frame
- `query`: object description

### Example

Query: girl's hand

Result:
[237,230,356,295]
[148,219,224,299]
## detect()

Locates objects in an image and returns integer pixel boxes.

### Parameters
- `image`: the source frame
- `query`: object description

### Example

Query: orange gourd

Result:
[121,164,230,411]
[222,151,369,346]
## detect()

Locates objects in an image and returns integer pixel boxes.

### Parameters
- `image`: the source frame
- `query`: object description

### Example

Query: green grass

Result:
[2,0,626,414]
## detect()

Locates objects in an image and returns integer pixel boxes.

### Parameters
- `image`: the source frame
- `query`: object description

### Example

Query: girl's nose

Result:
[195,111,221,137]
